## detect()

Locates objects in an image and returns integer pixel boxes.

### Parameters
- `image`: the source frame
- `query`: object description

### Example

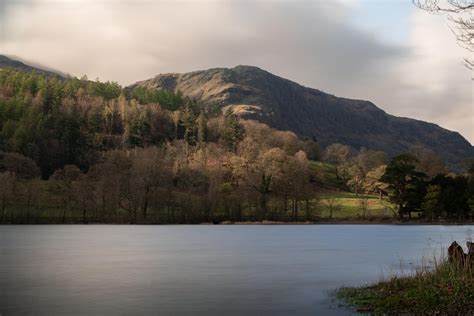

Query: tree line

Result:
[0,69,472,223]
[321,143,474,221]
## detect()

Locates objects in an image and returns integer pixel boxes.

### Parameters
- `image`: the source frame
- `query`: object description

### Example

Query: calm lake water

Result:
[1,225,473,315]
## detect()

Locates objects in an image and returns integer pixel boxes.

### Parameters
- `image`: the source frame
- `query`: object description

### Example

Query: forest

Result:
[0,69,473,224]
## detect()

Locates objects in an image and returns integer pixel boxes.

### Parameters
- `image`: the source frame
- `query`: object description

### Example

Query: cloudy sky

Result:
[0,0,472,143]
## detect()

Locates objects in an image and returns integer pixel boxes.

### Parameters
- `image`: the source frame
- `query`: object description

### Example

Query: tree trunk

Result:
[143,184,151,221]
[26,194,31,223]
[82,200,87,224]
[294,199,299,222]
[259,194,268,221]
[102,194,106,222]
[1,196,5,224]
[143,198,149,221]
[62,201,68,223]
[305,199,310,221]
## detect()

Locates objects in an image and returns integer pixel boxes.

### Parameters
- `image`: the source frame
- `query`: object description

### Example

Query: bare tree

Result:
[0,172,16,223]
[358,197,370,219]
[322,196,342,219]
[50,165,82,223]
[413,0,474,70]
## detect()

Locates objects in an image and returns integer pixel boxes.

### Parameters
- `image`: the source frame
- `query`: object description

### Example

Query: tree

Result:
[87,162,121,222]
[422,184,443,220]
[0,171,16,223]
[196,112,208,147]
[347,164,365,196]
[358,197,370,219]
[381,154,426,219]
[363,165,388,199]
[410,146,448,178]
[322,196,342,219]
[302,137,321,161]
[462,157,474,180]
[354,149,387,174]
[181,106,197,146]
[171,110,181,141]
[223,110,245,152]
[414,0,473,70]
[323,143,352,183]
[323,143,351,165]
[131,147,167,221]
[50,165,82,223]
[468,196,474,218]
[429,174,471,220]
[75,172,96,223]
[0,152,41,179]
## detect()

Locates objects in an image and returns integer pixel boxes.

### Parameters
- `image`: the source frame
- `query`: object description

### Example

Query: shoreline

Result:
[1,219,474,225]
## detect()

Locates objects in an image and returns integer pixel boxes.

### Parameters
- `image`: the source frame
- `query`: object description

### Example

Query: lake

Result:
[1,225,473,315]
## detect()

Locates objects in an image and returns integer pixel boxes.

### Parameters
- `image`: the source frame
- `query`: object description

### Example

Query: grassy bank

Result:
[337,260,474,315]
[318,192,394,218]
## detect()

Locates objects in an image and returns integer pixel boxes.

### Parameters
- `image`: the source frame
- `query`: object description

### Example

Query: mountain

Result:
[132,65,473,166]
[0,55,64,77]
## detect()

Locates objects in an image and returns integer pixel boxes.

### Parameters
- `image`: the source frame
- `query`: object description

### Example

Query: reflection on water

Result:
[0,225,472,315]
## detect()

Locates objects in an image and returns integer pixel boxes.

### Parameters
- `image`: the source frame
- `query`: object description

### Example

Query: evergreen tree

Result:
[196,112,208,146]
[381,154,426,219]
[422,184,442,220]
[223,109,245,152]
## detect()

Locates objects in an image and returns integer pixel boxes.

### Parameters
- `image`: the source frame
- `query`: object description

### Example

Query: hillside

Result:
[132,65,473,166]
[0,55,63,77]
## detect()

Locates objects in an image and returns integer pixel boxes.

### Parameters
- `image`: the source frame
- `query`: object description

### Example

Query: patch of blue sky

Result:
[350,0,416,46]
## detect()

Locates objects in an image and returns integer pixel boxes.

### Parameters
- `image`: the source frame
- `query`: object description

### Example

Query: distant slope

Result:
[131,65,473,166]
[0,55,63,77]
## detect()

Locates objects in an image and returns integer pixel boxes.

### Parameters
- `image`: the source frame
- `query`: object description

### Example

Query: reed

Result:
[337,251,474,315]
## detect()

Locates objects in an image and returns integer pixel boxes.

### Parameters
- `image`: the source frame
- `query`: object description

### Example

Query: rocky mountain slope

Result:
[132,65,473,165]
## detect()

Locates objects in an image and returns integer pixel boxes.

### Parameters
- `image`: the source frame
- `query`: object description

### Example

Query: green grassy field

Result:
[316,192,395,219]
[309,161,397,219]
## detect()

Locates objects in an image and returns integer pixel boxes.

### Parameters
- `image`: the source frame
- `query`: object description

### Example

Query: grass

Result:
[309,161,341,187]
[317,192,394,219]
[309,161,397,219]
[336,258,474,315]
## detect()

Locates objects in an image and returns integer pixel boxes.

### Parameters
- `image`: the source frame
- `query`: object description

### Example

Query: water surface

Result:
[1,225,473,315]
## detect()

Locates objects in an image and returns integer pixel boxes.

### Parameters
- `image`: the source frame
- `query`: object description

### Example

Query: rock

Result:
[467,241,474,255]
[448,241,466,265]
[467,241,474,263]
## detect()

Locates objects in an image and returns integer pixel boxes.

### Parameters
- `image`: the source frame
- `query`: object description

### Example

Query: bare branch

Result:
[413,0,474,72]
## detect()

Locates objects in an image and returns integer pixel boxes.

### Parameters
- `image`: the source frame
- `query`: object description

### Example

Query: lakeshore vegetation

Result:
[0,69,473,224]
[337,260,474,315]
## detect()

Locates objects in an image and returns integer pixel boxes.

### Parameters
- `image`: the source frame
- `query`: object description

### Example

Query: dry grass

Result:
[337,254,474,315]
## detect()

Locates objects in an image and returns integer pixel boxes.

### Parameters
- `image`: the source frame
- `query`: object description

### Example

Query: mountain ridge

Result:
[131,65,473,166]
[0,55,470,166]
[0,54,64,77]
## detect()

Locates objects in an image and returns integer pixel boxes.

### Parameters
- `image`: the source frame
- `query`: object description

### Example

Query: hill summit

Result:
[131,65,473,166]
